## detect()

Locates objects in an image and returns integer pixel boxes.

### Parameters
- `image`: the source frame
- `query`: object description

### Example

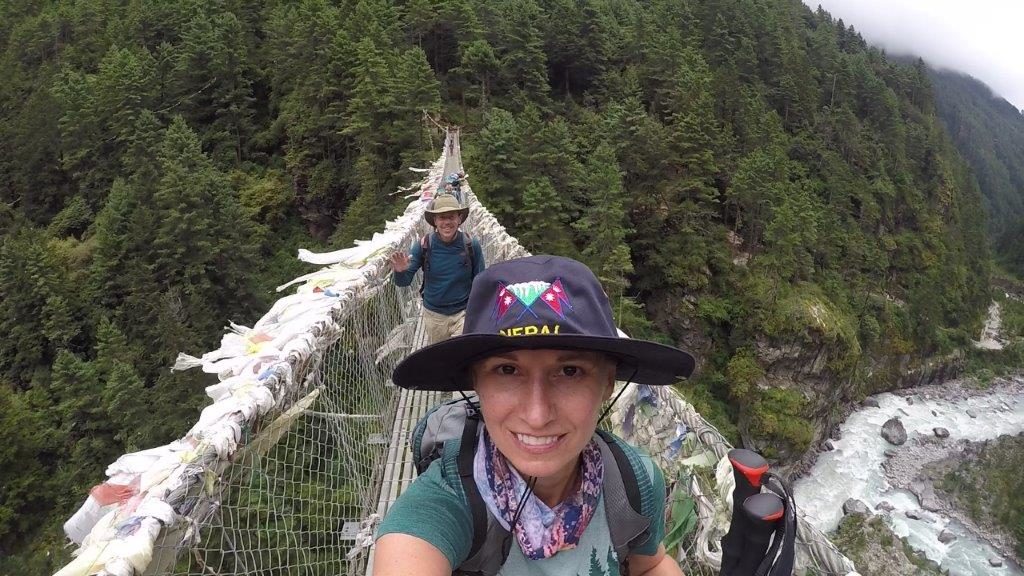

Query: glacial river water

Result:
[794,384,1024,575]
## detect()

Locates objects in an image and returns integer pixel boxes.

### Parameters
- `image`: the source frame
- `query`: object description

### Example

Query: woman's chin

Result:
[507,459,562,480]
[504,450,573,481]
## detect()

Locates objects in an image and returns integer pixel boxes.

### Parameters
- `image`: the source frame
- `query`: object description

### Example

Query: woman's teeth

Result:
[516,433,559,446]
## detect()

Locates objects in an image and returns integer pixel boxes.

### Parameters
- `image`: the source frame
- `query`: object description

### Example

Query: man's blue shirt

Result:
[394,231,485,315]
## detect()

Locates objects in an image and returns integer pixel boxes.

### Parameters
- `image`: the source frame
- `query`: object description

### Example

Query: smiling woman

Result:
[373,255,696,576]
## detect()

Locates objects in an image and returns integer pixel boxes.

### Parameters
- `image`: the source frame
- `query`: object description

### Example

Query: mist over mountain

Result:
[925,66,1024,274]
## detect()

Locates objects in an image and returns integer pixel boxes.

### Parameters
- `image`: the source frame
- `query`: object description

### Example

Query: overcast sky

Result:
[802,0,1024,111]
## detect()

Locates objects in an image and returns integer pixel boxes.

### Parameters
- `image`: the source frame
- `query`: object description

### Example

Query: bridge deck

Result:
[364,131,468,575]
[364,298,448,574]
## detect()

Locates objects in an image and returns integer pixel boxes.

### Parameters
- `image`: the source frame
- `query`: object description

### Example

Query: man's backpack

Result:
[419,232,476,296]
[409,398,654,576]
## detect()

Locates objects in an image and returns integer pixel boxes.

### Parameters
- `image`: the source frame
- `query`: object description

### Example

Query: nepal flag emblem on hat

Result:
[495,279,572,322]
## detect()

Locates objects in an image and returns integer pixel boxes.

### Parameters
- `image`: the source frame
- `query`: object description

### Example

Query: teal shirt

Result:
[393,231,485,315]
[376,434,666,575]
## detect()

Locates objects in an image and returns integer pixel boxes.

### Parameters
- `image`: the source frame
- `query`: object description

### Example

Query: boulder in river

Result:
[966,408,978,418]
[884,449,898,458]
[881,418,908,446]
[906,396,915,405]
[933,427,950,439]
[843,498,870,516]
[910,480,944,512]
[863,397,880,408]
[823,440,835,451]
[989,557,1003,567]
[875,501,895,513]
[937,529,956,544]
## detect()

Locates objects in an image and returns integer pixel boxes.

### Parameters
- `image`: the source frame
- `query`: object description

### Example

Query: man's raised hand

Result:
[390,251,410,273]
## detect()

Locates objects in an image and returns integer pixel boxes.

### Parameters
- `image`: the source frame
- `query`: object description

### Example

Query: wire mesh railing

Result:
[55,131,856,576]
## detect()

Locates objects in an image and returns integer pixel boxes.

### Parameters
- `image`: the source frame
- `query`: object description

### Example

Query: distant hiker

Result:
[390,194,485,345]
[444,172,465,203]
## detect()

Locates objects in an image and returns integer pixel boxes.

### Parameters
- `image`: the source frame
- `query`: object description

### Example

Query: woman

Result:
[374,255,694,575]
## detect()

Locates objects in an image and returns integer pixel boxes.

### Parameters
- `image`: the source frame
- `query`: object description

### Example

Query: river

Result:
[794,378,1024,575]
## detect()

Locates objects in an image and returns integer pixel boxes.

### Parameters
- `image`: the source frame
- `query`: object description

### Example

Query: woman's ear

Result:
[602,382,614,402]
[602,362,616,401]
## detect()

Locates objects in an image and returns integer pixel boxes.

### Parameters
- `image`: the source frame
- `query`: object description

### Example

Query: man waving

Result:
[391,194,486,344]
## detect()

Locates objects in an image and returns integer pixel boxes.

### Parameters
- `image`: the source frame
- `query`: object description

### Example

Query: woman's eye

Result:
[497,364,517,375]
[561,366,580,377]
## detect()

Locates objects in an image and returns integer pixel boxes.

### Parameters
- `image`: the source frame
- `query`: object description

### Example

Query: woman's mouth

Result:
[514,432,564,451]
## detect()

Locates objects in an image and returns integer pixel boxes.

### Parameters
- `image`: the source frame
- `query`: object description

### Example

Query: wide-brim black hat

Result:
[392,255,695,391]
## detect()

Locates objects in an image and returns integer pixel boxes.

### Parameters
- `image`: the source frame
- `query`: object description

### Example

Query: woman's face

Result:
[472,349,615,483]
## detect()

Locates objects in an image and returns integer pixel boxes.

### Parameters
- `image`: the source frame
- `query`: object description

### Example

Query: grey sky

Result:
[802,0,1024,111]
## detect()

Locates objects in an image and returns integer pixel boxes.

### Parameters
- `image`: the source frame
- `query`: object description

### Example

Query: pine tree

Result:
[574,144,633,298]
[456,39,499,108]
[472,107,524,217]
[171,10,257,164]
[494,0,549,106]
[605,546,618,576]
[391,46,442,169]
[53,45,158,204]
[587,546,604,576]
[0,385,55,550]
[0,229,79,385]
[516,176,574,256]
[149,117,261,340]
[761,183,822,284]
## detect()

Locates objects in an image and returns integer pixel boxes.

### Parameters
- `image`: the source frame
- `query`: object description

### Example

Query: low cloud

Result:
[803,0,1024,111]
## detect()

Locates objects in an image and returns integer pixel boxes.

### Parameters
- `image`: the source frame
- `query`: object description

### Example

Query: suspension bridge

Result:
[55,131,857,576]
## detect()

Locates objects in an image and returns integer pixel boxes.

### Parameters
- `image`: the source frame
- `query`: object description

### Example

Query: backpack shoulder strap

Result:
[457,415,488,559]
[419,233,432,295]
[462,231,476,272]
[450,415,512,576]
[596,430,652,568]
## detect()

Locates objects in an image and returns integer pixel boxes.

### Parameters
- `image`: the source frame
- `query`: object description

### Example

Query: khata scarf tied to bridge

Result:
[473,428,603,559]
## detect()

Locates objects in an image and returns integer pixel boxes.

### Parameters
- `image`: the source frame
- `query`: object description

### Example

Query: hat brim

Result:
[392,334,695,391]
[424,208,469,227]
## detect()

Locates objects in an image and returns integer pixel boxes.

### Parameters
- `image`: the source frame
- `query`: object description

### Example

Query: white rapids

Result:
[795,383,1024,575]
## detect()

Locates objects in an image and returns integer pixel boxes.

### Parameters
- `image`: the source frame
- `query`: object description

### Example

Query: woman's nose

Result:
[520,375,555,428]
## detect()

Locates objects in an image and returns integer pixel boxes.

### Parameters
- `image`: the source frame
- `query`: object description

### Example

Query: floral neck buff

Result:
[472,428,603,560]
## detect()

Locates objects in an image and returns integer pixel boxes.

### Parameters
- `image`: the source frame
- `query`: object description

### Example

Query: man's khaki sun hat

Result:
[424,194,468,227]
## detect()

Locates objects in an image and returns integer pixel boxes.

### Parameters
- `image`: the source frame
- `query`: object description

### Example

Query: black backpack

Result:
[419,231,476,296]
[409,398,654,576]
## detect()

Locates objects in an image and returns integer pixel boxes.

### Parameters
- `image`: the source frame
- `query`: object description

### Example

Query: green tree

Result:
[0,384,55,550]
[574,144,633,297]
[493,0,549,106]
[53,45,158,204]
[456,39,500,108]
[0,229,82,386]
[171,10,257,164]
[517,176,574,256]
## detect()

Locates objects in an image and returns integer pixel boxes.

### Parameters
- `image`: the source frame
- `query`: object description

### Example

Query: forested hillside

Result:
[0,0,992,571]
[929,68,1024,276]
